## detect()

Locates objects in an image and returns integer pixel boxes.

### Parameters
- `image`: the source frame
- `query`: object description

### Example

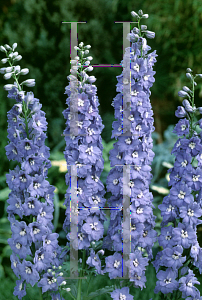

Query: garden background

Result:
[0,0,202,299]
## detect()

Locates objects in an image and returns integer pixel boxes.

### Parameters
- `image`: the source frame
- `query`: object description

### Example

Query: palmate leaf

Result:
[83,285,115,300]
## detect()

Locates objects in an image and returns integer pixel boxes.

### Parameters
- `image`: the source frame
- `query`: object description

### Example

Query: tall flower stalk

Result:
[103,10,157,298]
[62,42,108,299]
[0,43,63,300]
[154,69,202,299]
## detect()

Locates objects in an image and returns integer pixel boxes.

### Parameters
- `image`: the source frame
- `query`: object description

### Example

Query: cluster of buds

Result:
[0,43,35,91]
[69,42,96,85]
[129,10,155,43]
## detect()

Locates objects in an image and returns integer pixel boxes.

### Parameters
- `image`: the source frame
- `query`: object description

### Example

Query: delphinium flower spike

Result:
[0,43,64,300]
[62,41,107,294]
[103,10,157,297]
[154,69,202,299]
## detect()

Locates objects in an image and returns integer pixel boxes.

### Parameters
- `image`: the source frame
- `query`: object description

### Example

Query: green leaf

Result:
[0,188,10,201]
[83,286,114,300]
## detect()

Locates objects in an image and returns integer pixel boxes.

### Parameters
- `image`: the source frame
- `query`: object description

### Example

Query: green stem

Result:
[137,18,143,57]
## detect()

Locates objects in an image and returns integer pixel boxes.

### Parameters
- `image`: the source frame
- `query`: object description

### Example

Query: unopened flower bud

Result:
[20,68,29,75]
[74,46,80,50]
[182,99,193,112]
[85,45,91,49]
[178,90,189,98]
[138,10,143,16]
[145,30,155,39]
[52,271,55,275]
[59,272,63,276]
[86,66,93,72]
[0,46,6,52]
[141,25,147,30]
[4,84,15,91]
[182,86,192,93]
[186,73,192,80]
[4,72,13,80]
[131,11,139,18]
[4,44,12,50]
[5,67,13,73]
[197,107,202,114]
[13,55,22,62]
[12,43,17,51]
[48,269,52,273]
[21,79,35,87]
[79,42,84,47]
[80,51,84,55]
[175,106,187,118]
[0,67,6,74]
[88,76,96,83]
[13,52,18,57]
[8,53,14,58]
[61,281,66,285]
[186,68,192,73]
[87,56,93,61]
[85,61,90,66]
[142,14,149,18]
[196,74,202,78]
[84,50,89,54]
[58,266,62,270]
[1,58,8,64]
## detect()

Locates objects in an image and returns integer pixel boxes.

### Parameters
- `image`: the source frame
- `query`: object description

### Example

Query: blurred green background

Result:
[1,0,202,299]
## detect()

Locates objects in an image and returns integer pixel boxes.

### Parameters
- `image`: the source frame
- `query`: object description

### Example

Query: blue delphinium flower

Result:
[104,10,157,292]
[154,69,202,299]
[0,43,63,299]
[62,42,107,276]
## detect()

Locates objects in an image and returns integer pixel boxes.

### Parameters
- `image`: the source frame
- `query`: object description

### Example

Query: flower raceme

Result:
[154,69,202,299]
[0,43,63,300]
[62,42,107,275]
[103,10,157,296]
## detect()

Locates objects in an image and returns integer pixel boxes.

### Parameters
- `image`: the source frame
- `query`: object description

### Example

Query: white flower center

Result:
[76,121,83,128]
[172,253,179,260]
[25,266,32,274]
[125,138,131,144]
[113,260,121,268]
[74,187,83,195]
[85,146,93,155]
[133,63,139,72]
[20,229,26,236]
[144,75,150,81]
[181,230,188,238]
[181,125,186,131]
[47,278,55,285]
[131,224,136,230]
[137,191,143,198]
[116,153,122,160]
[34,182,41,189]
[189,142,196,149]
[178,190,186,199]
[135,125,141,131]
[78,98,84,106]
[89,106,93,113]
[143,230,148,237]
[25,145,31,150]
[166,204,175,212]
[193,175,200,182]
[13,132,17,138]
[133,258,139,267]
[187,280,192,287]
[136,207,143,214]
[113,179,119,185]
[15,203,20,208]
[128,180,134,188]
[45,239,51,245]
[13,261,17,268]
[12,149,17,155]
[132,151,138,158]
[90,222,98,230]
[33,227,40,235]
[176,141,181,147]
[187,208,194,217]
[28,202,35,209]
[131,90,139,96]
[181,160,187,167]
[119,293,126,300]
[78,233,84,241]
[16,243,21,249]
[128,114,134,121]
[38,253,44,261]
[87,128,94,136]
[40,211,46,217]
[164,278,172,284]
